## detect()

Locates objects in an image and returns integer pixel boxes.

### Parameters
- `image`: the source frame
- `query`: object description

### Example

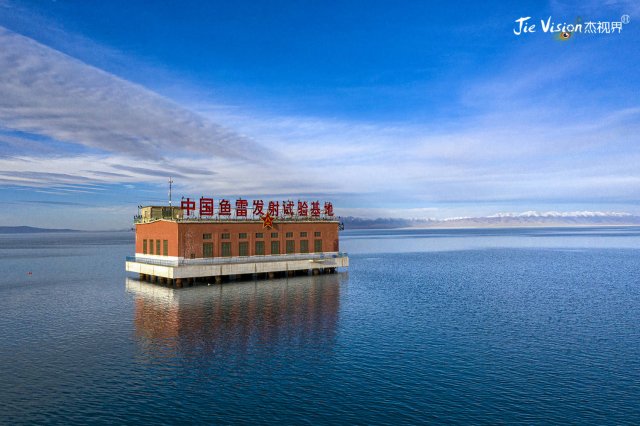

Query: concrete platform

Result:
[125,252,348,281]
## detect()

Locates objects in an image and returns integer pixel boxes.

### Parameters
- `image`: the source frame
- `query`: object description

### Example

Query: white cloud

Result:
[1,14,639,226]
[0,26,269,162]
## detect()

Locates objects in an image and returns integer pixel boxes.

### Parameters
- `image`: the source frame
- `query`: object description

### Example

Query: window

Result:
[286,232,293,238]
[149,239,154,255]
[221,233,230,240]
[271,241,280,255]
[143,239,148,254]
[271,232,278,238]
[239,233,247,239]
[163,240,168,256]
[239,241,249,256]
[286,240,295,254]
[314,231,321,237]
[221,242,231,257]
[255,232,264,238]
[255,241,265,255]
[203,233,212,240]
[300,240,309,253]
[203,242,214,258]
[300,232,307,237]
[156,240,161,255]
[314,239,323,253]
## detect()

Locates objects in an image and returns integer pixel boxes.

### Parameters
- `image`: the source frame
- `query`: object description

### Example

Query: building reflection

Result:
[125,274,345,361]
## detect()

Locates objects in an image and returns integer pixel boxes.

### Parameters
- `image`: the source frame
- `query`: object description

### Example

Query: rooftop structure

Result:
[138,206,182,222]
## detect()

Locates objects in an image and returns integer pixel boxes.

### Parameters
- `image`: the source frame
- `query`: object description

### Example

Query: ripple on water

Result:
[0,230,640,423]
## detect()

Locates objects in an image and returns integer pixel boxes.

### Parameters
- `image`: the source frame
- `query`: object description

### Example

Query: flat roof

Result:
[136,218,340,224]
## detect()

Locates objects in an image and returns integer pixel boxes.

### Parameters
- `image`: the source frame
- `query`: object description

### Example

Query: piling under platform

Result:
[125,252,348,288]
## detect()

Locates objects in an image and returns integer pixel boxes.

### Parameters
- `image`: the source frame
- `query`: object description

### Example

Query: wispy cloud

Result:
[20,199,89,206]
[0,1,638,226]
[0,26,270,163]
[191,99,640,205]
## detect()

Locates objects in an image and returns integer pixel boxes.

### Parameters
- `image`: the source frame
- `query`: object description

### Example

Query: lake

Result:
[1,227,639,424]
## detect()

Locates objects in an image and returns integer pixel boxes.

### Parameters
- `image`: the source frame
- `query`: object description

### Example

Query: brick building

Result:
[126,204,348,287]
[135,218,340,259]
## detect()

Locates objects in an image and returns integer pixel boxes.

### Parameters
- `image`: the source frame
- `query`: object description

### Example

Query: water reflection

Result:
[125,274,345,362]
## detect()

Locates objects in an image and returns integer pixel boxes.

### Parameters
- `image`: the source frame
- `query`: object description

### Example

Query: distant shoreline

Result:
[0,226,133,234]
[392,223,640,231]
[0,226,84,234]
[2,222,639,234]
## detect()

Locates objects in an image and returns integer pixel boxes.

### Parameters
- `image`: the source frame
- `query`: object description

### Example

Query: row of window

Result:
[202,239,323,258]
[202,231,321,240]
[142,239,168,256]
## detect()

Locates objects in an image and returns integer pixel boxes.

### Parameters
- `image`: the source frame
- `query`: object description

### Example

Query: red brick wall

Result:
[135,220,179,256]
[135,220,340,259]
[178,221,340,258]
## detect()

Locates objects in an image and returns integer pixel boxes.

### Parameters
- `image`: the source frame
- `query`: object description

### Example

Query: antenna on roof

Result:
[168,177,174,206]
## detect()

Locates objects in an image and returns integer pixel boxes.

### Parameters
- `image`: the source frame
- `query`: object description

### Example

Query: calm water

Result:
[1,227,639,424]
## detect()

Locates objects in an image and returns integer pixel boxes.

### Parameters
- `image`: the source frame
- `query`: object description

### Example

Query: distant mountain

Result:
[431,213,640,228]
[0,226,81,234]
[340,217,421,229]
[341,212,640,230]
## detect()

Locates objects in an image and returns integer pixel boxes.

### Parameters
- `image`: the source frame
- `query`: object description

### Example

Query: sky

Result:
[0,0,639,229]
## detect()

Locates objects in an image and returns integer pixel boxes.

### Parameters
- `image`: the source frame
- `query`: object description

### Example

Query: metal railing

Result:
[134,216,340,224]
[125,252,348,267]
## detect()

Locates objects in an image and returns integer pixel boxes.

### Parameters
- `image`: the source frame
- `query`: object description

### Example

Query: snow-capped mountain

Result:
[428,211,640,228]
[341,212,640,229]
[486,211,632,218]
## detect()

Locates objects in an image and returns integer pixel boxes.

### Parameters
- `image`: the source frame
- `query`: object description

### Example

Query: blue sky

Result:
[0,0,639,229]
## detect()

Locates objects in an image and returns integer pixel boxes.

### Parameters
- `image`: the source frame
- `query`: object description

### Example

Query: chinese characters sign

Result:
[180,197,335,219]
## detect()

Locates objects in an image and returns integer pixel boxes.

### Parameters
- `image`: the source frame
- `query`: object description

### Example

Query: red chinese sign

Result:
[199,197,213,216]
[236,199,248,217]
[219,199,231,216]
[181,198,196,215]
[324,201,334,216]
[179,197,335,219]
[268,201,279,216]
[283,200,294,216]
[297,201,308,217]
[253,200,264,216]
[310,201,320,218]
